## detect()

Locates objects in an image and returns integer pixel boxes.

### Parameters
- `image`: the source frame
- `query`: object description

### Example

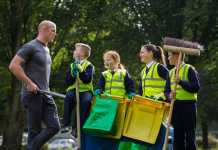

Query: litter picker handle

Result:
[37,90,65,99]
[75,75,81,149]
[162,52,182,150]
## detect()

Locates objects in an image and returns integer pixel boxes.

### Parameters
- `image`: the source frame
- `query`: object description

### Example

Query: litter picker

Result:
[38,89,65,99]
[75,62,81,150]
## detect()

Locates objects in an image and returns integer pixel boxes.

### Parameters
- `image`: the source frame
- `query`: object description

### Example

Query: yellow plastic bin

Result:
[90,95,129,139]
[122,95,166,144]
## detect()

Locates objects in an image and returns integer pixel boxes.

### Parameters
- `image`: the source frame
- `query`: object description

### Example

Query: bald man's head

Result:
[37,20,56,44]
[38,20,56,32]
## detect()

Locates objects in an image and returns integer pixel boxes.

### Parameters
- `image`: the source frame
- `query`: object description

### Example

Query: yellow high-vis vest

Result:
[170,63,197,101]
[67,60,94,92]
[141,62,166,100]
[102,69,127,97]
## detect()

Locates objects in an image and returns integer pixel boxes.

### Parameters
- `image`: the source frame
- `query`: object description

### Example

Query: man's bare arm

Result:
[9,55,38,93]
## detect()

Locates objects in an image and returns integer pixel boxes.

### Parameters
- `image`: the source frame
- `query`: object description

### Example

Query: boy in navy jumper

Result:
[168,52,200,150]
[63,43,94,144]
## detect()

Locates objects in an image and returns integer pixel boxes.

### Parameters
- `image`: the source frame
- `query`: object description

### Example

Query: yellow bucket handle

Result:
[132,99,163,109]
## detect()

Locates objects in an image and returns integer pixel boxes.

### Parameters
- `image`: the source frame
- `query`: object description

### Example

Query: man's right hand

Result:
[26,81,39,94]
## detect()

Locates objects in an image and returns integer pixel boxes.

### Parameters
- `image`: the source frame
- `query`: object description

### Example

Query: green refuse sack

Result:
[83,96,119,135]
[118,142,148,150]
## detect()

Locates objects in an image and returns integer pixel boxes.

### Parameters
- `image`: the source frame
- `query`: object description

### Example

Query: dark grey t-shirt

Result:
[17,39,51,93]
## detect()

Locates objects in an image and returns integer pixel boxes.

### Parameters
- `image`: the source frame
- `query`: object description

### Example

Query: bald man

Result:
[9,20,60,150]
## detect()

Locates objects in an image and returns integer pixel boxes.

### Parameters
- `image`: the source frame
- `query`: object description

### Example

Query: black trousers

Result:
[21,93,60,150]
[63,91,93,127]
[172,100,197,150]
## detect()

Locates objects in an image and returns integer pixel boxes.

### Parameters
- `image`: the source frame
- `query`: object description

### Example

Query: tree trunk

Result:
[1,77,25,150]
[1,0,25,149]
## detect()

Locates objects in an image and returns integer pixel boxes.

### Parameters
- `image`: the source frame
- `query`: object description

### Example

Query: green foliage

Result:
[0,66,10,114]
[52,47,69,73]
[1,0,218,148]
[197,41,218,122]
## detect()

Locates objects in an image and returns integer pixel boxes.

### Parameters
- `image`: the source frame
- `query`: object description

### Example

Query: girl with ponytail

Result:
[94,50,135,98]
[156,46,167,66]
[138,44,170,101]
[87,50,135,150]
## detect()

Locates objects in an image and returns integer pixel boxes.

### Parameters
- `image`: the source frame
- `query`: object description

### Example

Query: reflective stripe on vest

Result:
[141,62,166,100]
[102,69,126,97]
[170,63,197,101]
[67,60,93,92]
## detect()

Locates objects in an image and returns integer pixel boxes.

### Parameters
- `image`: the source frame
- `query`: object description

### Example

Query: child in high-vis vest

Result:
[138,44,170,101]
[168,52,200,150]
[85,50,135,150]
[63,43,94,139]
[94,50,135,98]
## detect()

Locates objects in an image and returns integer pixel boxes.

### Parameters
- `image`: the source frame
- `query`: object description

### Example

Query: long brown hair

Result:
[156,46,166,65]
[142,44,166,65]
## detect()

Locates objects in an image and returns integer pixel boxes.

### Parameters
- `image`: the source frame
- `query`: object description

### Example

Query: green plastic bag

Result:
[118,142,148,150]
[83,96,119,135]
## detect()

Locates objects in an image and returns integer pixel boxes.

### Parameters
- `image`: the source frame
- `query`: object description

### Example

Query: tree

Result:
[1,0,218,149]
